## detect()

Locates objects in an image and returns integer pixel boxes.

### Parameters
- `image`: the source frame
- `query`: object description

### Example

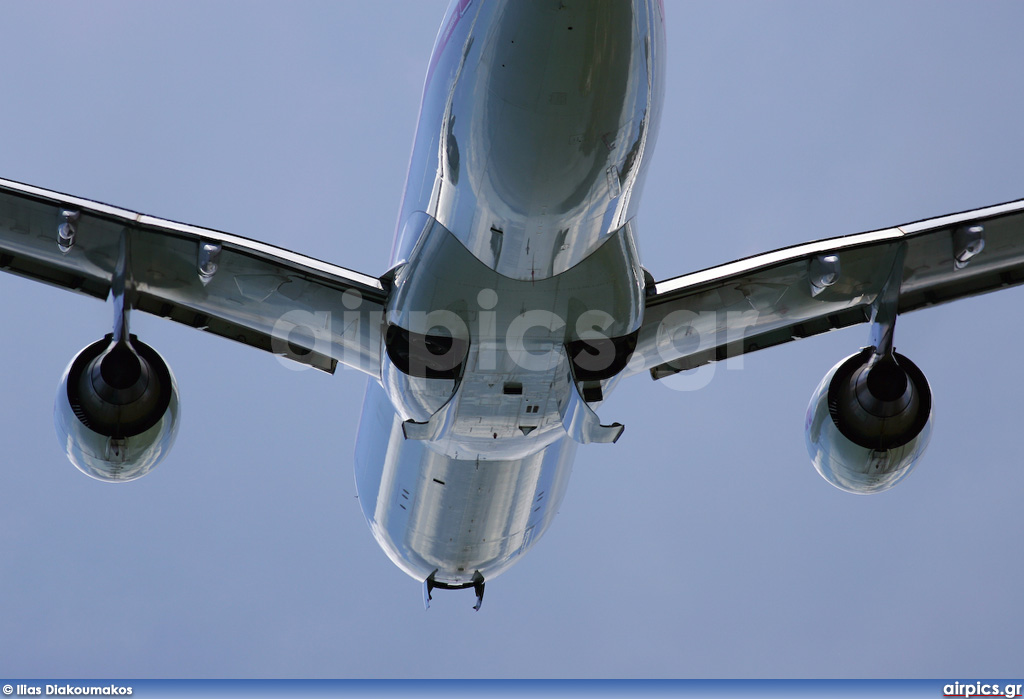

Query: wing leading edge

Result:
[5,176,1021,385]
[631,198,1024,380]
[0,177,386,376]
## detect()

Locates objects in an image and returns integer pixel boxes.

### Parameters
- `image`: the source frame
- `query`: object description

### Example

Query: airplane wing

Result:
[629,198,1024,380]
[0,177,386,376]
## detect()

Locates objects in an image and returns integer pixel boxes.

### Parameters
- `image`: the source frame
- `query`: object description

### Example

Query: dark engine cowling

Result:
[54,334,180,482]
[805,348,932,494]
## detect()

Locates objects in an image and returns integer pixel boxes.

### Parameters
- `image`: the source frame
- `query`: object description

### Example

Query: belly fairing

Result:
[382,212,643,461]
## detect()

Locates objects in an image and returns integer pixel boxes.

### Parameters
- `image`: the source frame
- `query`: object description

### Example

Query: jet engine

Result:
[54,334,180,482]
[805,348,932,494]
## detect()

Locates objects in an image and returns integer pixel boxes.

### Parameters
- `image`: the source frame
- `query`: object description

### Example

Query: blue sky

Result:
[0,0,1022,679]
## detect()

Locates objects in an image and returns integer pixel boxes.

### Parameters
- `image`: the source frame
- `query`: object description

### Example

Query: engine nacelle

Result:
[805,348,932,494]
[54,335,180,482]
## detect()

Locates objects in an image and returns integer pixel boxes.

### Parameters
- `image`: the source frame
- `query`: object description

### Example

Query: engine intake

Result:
[54,334,180,482]
[805,348,932,494]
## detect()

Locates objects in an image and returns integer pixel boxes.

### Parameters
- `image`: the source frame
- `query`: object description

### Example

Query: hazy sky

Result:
[0,0,1022,679]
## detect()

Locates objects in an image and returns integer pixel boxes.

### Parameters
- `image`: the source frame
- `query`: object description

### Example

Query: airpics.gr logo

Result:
[944,682,1024,698]
[269,288,763,393]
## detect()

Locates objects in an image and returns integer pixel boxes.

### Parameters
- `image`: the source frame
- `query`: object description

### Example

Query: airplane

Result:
[1,0,1022,614]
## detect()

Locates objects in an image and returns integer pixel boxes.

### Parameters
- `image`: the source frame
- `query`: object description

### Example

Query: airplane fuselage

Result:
[355,0,665,593]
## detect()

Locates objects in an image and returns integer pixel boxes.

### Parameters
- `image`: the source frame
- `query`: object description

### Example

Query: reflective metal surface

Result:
[808,254,840,297]
[54,337,180,483]
[636,198,1024,381]
[355,381,576,587]
[197,240,221,284]
[356,0,665,591]
[1,0,1023,604]
[953,224,985,270]
[394,0,664,280]
[382,212,642,461]
[0,176,387,376]
[57,209,78,253]
[805,351,931,494]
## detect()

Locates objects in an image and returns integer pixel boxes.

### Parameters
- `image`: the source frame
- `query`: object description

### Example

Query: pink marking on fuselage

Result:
[424,0,473,92]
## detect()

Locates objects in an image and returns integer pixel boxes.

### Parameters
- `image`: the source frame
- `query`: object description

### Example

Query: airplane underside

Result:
[1,0,1022,612]
[354,0,665,602]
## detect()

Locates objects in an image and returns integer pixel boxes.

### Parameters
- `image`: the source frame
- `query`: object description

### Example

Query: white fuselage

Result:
[355,0,665,590]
